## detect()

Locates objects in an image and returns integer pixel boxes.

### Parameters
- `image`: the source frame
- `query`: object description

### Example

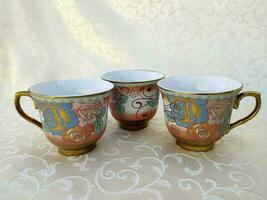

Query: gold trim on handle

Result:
[14,91,42,129]
[229,91,261,131]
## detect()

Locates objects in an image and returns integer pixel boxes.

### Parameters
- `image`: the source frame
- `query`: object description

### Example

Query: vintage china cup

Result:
[102,70,165,130]
[158,76,261,152]
[15,79,114,156]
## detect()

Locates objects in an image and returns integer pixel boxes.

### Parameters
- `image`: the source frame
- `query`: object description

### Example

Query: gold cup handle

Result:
[14,91,42,129]
[229,91,261,131]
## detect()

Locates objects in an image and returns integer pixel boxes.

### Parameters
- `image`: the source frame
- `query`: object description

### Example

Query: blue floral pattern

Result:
[40,103,78,135]
[169,97,209,128]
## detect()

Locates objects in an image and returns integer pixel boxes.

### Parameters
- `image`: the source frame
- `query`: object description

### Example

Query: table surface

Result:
[1,82,266,200]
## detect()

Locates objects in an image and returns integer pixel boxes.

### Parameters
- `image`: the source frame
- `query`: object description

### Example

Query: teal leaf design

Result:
[165,111,175,122]
[119,95,128,104]
[147,99,157,108]
[94,118,104,134]
[117,104,125,115]
[99,107,106,119]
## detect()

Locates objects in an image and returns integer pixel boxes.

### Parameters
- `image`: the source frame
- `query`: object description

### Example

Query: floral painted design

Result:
[162,92,235,144]
[72,101,102,127]
[206,98,235,136]
[206,99,232,123]
[92,106,106,134]
[39,98,107,145]
[129,89,139,98]
[40,103,78,135]
[110,84,159,122]
[167,97,209,128]
[63,126,86,143]
[116,95,128,115]
[219,109,232,136]
[112,86,129,115]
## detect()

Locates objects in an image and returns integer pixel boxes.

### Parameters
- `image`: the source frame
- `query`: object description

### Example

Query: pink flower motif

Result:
[72,101,102,127]
[207,99,232,123]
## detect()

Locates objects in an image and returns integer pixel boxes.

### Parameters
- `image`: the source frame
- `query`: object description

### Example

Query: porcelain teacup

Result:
[158,76,261,152]
[15,79,114,156]
[102,70,165,130]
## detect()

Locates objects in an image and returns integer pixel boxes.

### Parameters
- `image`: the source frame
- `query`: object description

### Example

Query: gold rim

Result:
[101,70,165,84]
[157,76,243,95]
[29,89,113,99]
[158,79,243,96]
[28,79,114,99]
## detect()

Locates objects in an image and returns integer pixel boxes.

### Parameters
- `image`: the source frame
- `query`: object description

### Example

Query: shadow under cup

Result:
[102,70,165,130]
[14,79,114,156]
[158,76,261,152]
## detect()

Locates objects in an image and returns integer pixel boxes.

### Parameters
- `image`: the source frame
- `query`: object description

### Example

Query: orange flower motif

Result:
[63,126,85,143]
[189,122,220,140]
[63,123,95,143]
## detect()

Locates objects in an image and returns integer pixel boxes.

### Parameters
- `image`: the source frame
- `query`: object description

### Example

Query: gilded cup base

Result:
[176,140,214,152]
[58,143,97,156]
[119,120,149,130]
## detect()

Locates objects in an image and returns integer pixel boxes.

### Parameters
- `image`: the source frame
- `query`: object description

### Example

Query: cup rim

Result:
[157,75,243,95]
[101,70,165,84]
[28,78,114,99]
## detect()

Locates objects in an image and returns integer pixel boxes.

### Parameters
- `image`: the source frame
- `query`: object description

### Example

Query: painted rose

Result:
[63,126,85,143]
[188,122,220,141]
[72,101,102,127]
[207,99,232,123]
[40,103,78,135]
[169,97,209,128]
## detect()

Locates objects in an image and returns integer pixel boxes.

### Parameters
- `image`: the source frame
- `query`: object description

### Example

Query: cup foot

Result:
[58,143,96,156]
[119,120,149,130]
[176,140,214,152]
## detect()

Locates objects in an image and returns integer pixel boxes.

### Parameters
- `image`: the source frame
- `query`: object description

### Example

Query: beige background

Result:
[0,0,267,199]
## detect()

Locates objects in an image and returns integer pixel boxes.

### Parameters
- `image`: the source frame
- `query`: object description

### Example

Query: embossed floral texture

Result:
[206,99,233,124]
[169,98,209,128]
[110,84,159,121]
[164,94,235,141]
[111,86,129,116]
[72,101,102,127]
[167,122,220,143]
[63,124,94,143]
[40,103,78,135]
[39,99,107,145]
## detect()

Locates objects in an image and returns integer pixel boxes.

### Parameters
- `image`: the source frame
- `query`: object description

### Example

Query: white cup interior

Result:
[102,70,165,83]
[29,78,114,97]
[157,76,242,94]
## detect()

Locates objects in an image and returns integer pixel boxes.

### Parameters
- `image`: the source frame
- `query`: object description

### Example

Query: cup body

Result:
[158,76,261,151]
[160,90,237,150]
[15,79,114,155]
[102,70,165,130]
[34,94,109,155]
[110,82,159,129]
